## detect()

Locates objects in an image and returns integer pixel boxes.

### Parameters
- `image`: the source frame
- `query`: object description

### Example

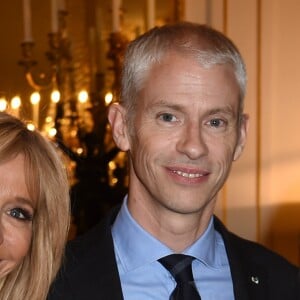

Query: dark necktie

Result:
[158,254,201,300]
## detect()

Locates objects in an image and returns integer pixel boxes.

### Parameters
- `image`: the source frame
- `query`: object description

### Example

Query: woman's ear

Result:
[108,103,130,151]
[233,114,249,161]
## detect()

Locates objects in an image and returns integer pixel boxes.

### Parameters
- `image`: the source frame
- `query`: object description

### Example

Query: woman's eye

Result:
[8,208,33,222]
[159,113,177,122]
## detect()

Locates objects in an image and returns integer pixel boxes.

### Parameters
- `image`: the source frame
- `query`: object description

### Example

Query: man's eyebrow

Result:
[147,100,237,117]
[206,106,236,117]
[147,100,186,111]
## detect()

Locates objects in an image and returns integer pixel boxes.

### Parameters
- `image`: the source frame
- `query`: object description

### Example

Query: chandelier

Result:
[17,1,130,192]
[14,0,182,235]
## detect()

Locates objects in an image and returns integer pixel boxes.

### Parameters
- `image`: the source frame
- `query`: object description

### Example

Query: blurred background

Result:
[0,0,299,265]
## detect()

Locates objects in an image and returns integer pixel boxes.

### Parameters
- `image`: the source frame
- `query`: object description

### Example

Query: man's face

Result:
[110,52,248,220]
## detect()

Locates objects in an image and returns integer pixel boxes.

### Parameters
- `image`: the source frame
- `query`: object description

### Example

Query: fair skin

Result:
[0,154,34,278]
[109,52,248,252]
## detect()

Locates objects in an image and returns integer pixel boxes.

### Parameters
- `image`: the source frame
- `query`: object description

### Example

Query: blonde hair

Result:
[0,112,70,300]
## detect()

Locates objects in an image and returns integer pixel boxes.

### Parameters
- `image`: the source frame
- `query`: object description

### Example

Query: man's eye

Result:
[159,113,177,122]
[8,208,33,222]
[208,119,226,128]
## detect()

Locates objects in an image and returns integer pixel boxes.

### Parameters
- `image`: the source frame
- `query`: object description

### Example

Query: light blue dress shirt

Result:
[112,197,234,299]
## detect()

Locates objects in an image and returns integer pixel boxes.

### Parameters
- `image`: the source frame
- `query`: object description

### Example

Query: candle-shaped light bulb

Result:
[105,92,113,106]
[48,127,57,137]
[0,97,8,112]
[30,91,40,127]
[11,96,21,118]
[78,90,89,104]
[30,91,40,105]
[27,123,35,131]
[11,96,21,110]
[51,90,60,103]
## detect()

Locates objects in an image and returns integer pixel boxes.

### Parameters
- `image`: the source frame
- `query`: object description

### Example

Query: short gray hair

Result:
[121,22,247,118]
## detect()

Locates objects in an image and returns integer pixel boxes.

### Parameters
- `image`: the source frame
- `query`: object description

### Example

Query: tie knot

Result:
[159,254,195,284]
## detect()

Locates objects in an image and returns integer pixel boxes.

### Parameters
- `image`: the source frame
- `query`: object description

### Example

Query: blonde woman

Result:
[0,112,70,300]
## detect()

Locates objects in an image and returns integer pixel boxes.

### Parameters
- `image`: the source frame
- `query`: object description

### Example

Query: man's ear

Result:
[108,103,130,151]
[233,114,249,161]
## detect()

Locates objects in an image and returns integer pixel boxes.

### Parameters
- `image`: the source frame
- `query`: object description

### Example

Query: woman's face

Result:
[0,154,34,278]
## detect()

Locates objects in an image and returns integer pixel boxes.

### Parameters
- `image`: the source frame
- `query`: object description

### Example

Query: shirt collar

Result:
[112,196,224,272]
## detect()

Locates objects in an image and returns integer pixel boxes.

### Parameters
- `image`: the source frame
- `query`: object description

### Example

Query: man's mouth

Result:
[172,170,206,178]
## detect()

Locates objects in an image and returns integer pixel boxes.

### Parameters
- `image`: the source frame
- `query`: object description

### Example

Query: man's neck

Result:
[127,197,214,252]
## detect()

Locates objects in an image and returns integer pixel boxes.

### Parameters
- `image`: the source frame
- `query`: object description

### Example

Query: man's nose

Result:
[176,122,208,160]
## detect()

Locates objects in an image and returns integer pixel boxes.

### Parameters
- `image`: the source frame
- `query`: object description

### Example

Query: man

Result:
[48,22,299,299]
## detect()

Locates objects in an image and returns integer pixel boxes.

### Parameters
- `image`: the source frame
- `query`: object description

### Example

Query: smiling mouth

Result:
[172,170,207,178]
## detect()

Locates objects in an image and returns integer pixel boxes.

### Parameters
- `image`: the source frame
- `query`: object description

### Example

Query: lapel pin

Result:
[251,276,259,284]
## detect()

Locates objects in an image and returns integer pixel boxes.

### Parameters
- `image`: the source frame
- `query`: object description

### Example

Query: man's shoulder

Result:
[214,216,299,299]
[48,207,123,300]
[65,206,120,268]
[228,229,296,268]
[214,216,299,275]
[67,220,110,260]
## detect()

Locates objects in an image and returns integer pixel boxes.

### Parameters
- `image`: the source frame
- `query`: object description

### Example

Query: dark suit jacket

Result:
[48,207,300,299]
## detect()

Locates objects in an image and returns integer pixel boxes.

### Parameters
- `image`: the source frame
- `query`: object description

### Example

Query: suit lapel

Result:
[96,207,124,299]
[214,217,268,300]
[68,207,124,299]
